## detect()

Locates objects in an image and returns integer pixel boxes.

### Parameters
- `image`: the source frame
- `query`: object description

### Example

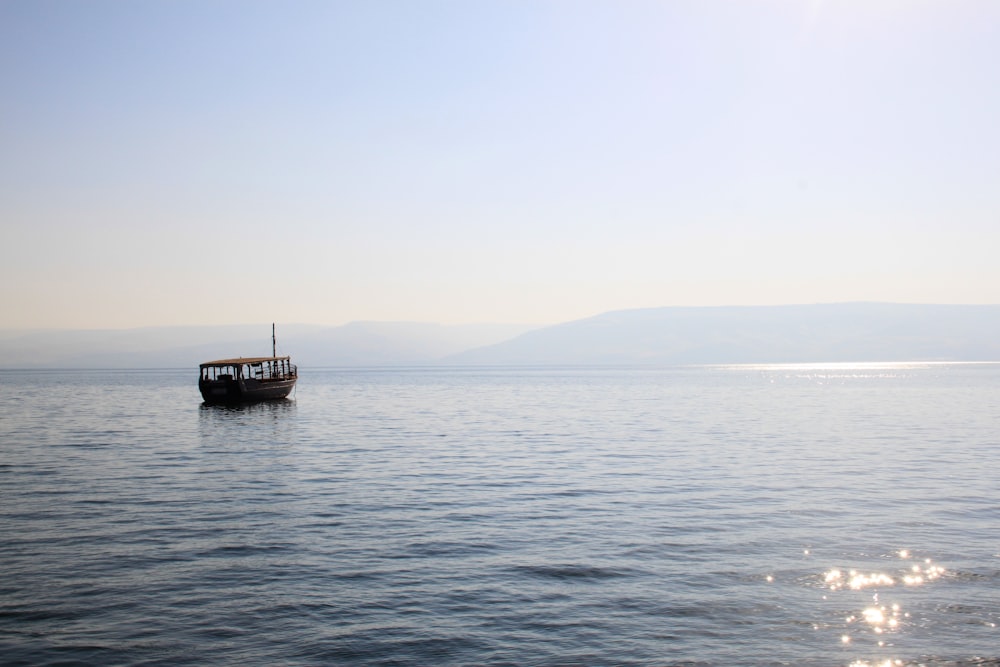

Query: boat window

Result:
[202,365,240,381]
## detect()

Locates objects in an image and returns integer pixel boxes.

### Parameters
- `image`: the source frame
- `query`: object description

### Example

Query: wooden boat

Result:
[199,325,297,404]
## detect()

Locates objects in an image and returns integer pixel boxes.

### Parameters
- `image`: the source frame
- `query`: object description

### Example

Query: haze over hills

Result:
[0,322,536,369]
[2,303,1000,368]
[447,303,1000,365]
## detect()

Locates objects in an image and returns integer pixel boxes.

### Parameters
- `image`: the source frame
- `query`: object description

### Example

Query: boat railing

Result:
[255,361,297,381]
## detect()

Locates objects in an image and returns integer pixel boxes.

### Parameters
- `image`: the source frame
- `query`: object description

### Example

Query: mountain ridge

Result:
[445,302,1000,365]
[2,303,1000,368]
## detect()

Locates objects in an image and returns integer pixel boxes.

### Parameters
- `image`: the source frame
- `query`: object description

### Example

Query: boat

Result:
[199,324,297,404]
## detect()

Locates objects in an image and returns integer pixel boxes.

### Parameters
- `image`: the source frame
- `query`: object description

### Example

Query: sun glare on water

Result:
[788,549,951,666]
[717,361,996,383]
[823,558,943,592]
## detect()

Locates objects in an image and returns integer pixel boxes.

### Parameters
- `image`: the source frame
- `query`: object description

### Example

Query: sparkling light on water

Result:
[824,559,945,591]
[818,551,950,666]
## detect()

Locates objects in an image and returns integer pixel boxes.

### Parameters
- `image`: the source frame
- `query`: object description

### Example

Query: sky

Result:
[2,0,999,329]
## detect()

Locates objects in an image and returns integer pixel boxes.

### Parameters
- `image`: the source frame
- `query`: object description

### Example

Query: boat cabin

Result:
[199,356,296,382]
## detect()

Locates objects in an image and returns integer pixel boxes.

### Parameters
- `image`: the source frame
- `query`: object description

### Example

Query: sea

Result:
[1,363,998,667]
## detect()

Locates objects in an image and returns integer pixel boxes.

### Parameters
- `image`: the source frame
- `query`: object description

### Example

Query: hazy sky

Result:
[2,1,998,329]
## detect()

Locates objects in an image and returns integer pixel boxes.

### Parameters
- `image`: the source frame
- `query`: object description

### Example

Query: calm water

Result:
[2,364,999,666]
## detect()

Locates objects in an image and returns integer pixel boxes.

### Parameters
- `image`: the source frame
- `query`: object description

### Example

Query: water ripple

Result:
[2,366,999,666]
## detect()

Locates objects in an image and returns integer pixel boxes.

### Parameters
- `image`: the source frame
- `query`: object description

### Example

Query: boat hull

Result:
[199,377,296,404]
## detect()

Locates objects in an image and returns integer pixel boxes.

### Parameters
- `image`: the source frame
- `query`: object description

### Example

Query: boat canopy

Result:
[200,356,291,368]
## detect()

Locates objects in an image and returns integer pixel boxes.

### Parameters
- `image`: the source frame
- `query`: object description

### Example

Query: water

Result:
[2,363,999,666]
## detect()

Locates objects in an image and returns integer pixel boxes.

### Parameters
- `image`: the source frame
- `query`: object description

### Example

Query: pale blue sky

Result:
[2,0,998,328]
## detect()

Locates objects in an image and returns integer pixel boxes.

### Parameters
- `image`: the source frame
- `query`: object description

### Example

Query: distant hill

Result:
[291,322,537,366]
[0,322,536,369]
[445,303,1000,365]
[3,304,1000,368]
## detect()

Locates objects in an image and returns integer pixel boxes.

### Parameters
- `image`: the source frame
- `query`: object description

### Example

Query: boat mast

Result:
[272,323,276,358]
